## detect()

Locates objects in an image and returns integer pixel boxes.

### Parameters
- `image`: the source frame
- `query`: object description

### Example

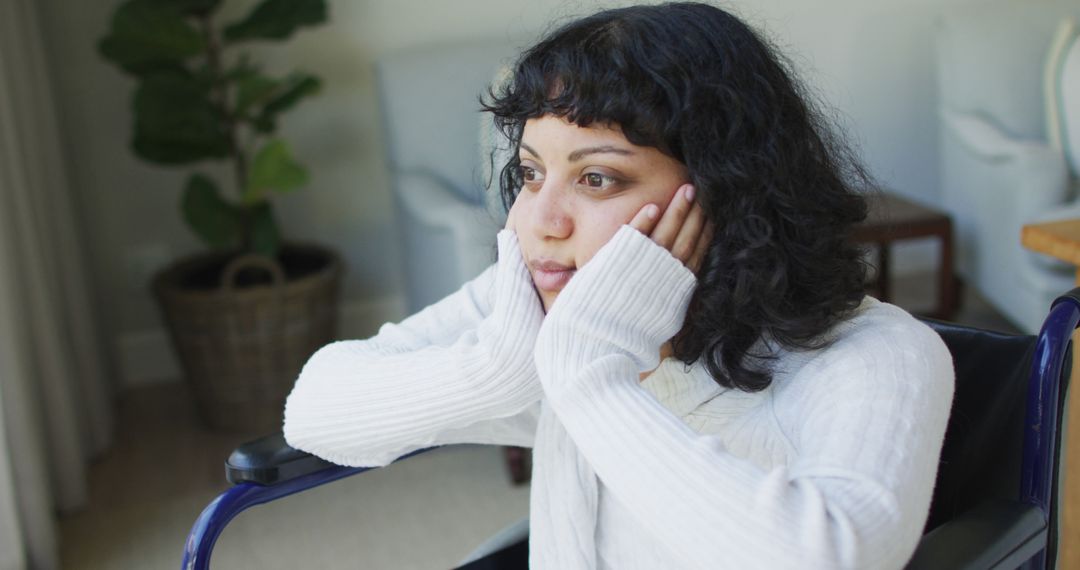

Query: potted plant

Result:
[99,0,343,432]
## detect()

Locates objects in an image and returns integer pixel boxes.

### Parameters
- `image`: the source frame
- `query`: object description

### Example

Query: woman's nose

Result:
[530,181,573,240]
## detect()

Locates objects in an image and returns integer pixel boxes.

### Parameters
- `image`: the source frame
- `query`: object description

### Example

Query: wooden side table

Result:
[852,192,958,320]
[1021,219,1080,570]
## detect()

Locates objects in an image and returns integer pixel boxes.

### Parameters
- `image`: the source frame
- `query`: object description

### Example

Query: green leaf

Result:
[223,0,327,42]
[222,53,255,81]
[98,0,205,74]
[233,72,280,116]
[252,115,276,134]
[250,202,281,257]
[252,73,321,129]
[132,69,231,164]
[264,74,321,115]
[244,139,309,203]
[182,174,241,248]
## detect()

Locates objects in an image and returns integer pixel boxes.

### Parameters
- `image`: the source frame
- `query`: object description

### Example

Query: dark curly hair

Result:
[482,2,871,392]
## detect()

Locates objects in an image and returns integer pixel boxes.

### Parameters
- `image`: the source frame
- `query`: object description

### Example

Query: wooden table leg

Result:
[503,446,531,486]
[936,222,958,320]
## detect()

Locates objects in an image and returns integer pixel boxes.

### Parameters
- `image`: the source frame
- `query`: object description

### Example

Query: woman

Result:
[284,3,954,569]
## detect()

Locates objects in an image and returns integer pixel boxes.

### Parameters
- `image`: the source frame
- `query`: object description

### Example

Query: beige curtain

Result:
[0,0,115,568]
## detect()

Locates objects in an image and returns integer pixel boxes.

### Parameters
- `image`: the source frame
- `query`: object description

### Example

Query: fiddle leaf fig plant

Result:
[99,0,327,257]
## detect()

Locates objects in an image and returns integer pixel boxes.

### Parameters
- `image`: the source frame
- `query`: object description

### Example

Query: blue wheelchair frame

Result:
[182,289,1080,570]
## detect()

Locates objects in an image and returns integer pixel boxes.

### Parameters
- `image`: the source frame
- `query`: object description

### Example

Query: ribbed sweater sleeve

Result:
[283,230,546,467]
[534,225,954,569]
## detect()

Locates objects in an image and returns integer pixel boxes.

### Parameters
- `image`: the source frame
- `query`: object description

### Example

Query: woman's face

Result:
[509,114,690,311]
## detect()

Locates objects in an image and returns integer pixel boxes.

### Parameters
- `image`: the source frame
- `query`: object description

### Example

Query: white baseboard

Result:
[115,293,408,389]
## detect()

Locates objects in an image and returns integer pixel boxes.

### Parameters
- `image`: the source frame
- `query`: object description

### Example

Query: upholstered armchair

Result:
[373,40,531,484]
[374,39,521,315]
[936,0,1080,333]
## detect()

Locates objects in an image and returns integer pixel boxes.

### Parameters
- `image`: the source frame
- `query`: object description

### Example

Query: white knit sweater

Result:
[283,227,954,569]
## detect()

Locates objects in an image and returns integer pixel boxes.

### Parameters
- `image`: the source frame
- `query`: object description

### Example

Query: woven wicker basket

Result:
[152,243,343,432]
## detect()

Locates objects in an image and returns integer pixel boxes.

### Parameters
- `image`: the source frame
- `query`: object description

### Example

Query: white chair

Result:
[374,39,521,314]
[936,0,1080,333]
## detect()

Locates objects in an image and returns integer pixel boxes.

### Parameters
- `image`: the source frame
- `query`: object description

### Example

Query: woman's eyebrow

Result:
[519,141,635,162]
[567,145,635,162]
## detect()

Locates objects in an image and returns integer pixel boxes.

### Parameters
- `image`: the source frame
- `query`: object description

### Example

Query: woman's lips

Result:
[530,260,576,291]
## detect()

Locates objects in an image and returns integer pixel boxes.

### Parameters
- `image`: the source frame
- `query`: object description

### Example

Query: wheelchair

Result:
[182,289,1078,569]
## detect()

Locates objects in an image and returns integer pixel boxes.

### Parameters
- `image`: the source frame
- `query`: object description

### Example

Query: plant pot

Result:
[152,242,344,432]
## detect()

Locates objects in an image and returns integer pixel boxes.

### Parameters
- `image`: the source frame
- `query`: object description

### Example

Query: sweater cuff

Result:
[495,228,518,258]
[486,229,546,367]
[537,225,698,376]
[493,228,539,305]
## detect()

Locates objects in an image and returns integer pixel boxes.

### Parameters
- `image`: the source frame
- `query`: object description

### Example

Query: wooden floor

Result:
[889,271,1022,334]
[57,271,1020,569]
[58,384,532,569]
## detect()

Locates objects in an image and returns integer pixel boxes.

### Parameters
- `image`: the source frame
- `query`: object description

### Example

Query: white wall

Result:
[36,0,983,387]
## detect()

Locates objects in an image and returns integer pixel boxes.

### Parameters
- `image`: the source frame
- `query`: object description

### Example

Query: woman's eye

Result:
[518,165,544,185]
[579,172,617,190]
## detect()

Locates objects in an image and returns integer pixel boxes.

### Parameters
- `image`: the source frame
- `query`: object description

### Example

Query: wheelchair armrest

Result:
[226,432,336,486]
[905,498,1047,570]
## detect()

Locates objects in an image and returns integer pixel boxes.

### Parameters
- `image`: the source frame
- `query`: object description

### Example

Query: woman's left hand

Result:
[628,183,714,275]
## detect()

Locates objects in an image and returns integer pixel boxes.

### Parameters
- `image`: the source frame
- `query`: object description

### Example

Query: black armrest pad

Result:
[905,498,1046,570]
[226,432,336,485]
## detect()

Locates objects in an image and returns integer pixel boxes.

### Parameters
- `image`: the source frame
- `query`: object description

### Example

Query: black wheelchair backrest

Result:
[918,319,1037,532]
